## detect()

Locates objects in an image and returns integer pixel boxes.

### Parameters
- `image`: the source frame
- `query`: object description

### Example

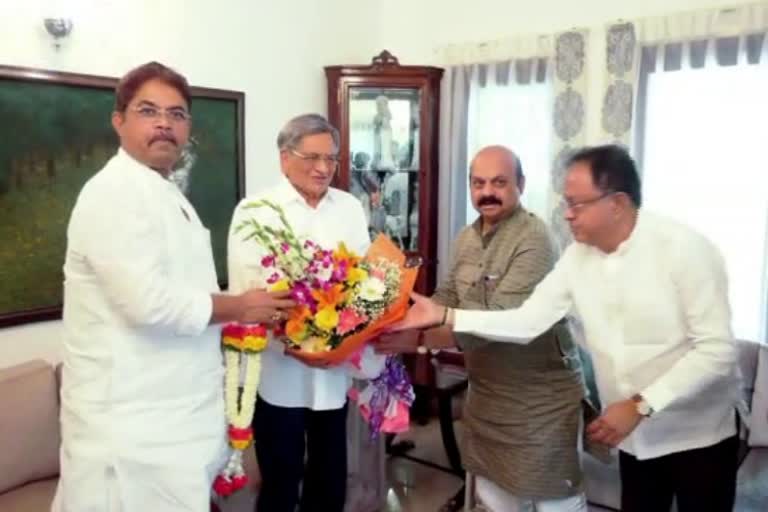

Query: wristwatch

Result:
[632,394,654,417]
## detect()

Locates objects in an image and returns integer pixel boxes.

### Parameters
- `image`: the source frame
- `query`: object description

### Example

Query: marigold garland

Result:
[213,322,268,498]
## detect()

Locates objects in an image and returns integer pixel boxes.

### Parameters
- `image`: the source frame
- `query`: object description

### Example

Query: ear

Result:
[111,111,124,137]
[516,174,526,195]
[613,192,632,215]
[279,150,291,174]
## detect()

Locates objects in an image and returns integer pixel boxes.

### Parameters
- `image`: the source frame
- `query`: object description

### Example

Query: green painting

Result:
[0,66,245,327]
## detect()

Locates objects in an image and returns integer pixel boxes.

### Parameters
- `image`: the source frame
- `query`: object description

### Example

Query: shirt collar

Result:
[115,147,175,189]
[612,209,645,256]
[273,174,337,208]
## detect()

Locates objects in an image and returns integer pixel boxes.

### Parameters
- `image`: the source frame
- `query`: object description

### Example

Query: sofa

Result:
[0,359,386,512]
[0,359,61,511]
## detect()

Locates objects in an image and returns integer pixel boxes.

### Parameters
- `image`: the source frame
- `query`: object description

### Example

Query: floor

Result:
[221,417,768,511]
[383,420,611,512]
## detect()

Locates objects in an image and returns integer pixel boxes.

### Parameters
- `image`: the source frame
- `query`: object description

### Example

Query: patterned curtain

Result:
[601,22,640,147]
[549,29,589,252]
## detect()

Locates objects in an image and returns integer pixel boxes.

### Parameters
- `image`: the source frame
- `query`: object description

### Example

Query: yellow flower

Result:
[300,336,331,353]
[314,306,339,331]
[333,242,361,267]
[269,279,290,292]
[345,267,368,286]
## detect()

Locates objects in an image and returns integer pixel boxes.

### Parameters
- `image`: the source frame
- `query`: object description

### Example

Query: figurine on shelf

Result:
[382,171,409,247]
[408,181,419,251]
[408,106,420,170]
[372,95,396,170]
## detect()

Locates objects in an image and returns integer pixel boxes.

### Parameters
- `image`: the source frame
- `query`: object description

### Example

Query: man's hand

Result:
[239,289,295,325]
[389,292,445,331]
[372,330,421,354]
[373,326,457,354]
[586,399,643,447]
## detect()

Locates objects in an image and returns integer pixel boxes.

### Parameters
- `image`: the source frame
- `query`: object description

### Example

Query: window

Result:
[465,63,553,224]
[639,39,768,341]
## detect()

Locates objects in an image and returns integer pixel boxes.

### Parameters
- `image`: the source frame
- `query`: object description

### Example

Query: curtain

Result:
[549,29,590,252]
[465,59,553,223]
[601,22,640,147]
[436,65,472,283]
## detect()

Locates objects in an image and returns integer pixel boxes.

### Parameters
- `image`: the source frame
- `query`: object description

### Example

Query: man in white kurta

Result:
[54,62,294,512]
[228,114,372,512]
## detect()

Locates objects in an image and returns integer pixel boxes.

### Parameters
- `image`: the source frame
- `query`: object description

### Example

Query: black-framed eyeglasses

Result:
[289,148,340,168]
[564,192,616,213]
[131,105,191,123]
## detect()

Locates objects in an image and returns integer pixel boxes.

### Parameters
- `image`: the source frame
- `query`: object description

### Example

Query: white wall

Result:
[0,0,757,368]
[369,0,756,142]
[0,0,379,368]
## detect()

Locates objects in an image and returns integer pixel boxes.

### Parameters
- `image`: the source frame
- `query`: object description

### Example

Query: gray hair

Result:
[276,113,340,152]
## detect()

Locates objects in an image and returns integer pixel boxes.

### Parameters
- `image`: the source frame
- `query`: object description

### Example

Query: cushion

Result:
[749,345,768,446]
[0,360,49,383]
[0,478,57,512]
[0,364,60,494]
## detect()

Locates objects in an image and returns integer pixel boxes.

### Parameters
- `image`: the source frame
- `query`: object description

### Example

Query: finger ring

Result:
[271,312,282,321]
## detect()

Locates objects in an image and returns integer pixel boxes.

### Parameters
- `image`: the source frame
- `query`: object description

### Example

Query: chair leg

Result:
[437,389,463,474]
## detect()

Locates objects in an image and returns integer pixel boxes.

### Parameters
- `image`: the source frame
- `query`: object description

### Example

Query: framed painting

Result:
[0,65,245,327]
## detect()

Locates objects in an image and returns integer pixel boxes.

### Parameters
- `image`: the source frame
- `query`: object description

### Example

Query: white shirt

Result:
[228,176,371,410]
[454,211,742,460]
[56,149,226,510]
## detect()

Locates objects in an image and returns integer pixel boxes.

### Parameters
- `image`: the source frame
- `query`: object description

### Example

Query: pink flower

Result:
[332,261,348,282]
[280,242,290,253]
[371,268,386,280]
[261,255,275,267]
[337,308,368,335]
[267,272,281,284]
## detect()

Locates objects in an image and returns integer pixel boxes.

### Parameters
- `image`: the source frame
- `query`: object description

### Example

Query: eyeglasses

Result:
[564,192,615,214]
[289,148,340,168]
[131,105,191,123]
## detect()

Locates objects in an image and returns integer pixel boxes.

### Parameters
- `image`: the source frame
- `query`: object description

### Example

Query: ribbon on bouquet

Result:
[348,355,415,439]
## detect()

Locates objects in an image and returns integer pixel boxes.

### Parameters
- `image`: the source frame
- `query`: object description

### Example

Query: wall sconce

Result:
[44,18,74,50]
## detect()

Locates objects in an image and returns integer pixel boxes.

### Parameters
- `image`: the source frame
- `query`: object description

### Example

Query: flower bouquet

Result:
[213,199,418,498]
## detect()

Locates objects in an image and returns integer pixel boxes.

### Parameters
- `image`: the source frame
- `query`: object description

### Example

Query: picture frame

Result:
[0,65,245,327]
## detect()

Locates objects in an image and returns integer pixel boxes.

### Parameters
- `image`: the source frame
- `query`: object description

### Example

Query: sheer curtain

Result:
[637,34,768,343]
[465,60,554,224]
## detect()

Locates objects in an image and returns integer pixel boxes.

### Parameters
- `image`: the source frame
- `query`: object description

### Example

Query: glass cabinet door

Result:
[347,87,421,252]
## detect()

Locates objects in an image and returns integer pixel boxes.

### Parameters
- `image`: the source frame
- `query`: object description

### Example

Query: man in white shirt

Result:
[228,114,371,512]
[388,145,742,512]
[54,62,295,512]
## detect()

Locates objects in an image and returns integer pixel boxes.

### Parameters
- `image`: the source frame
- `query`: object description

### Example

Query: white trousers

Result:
[475,476,588,512]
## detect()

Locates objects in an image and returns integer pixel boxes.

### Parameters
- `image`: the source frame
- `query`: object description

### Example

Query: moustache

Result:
[149,133,178,146]
[478,196,502,207]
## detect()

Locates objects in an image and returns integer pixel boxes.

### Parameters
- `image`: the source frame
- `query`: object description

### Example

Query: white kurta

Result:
[454,211,742,460]
[53,149,227,512]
